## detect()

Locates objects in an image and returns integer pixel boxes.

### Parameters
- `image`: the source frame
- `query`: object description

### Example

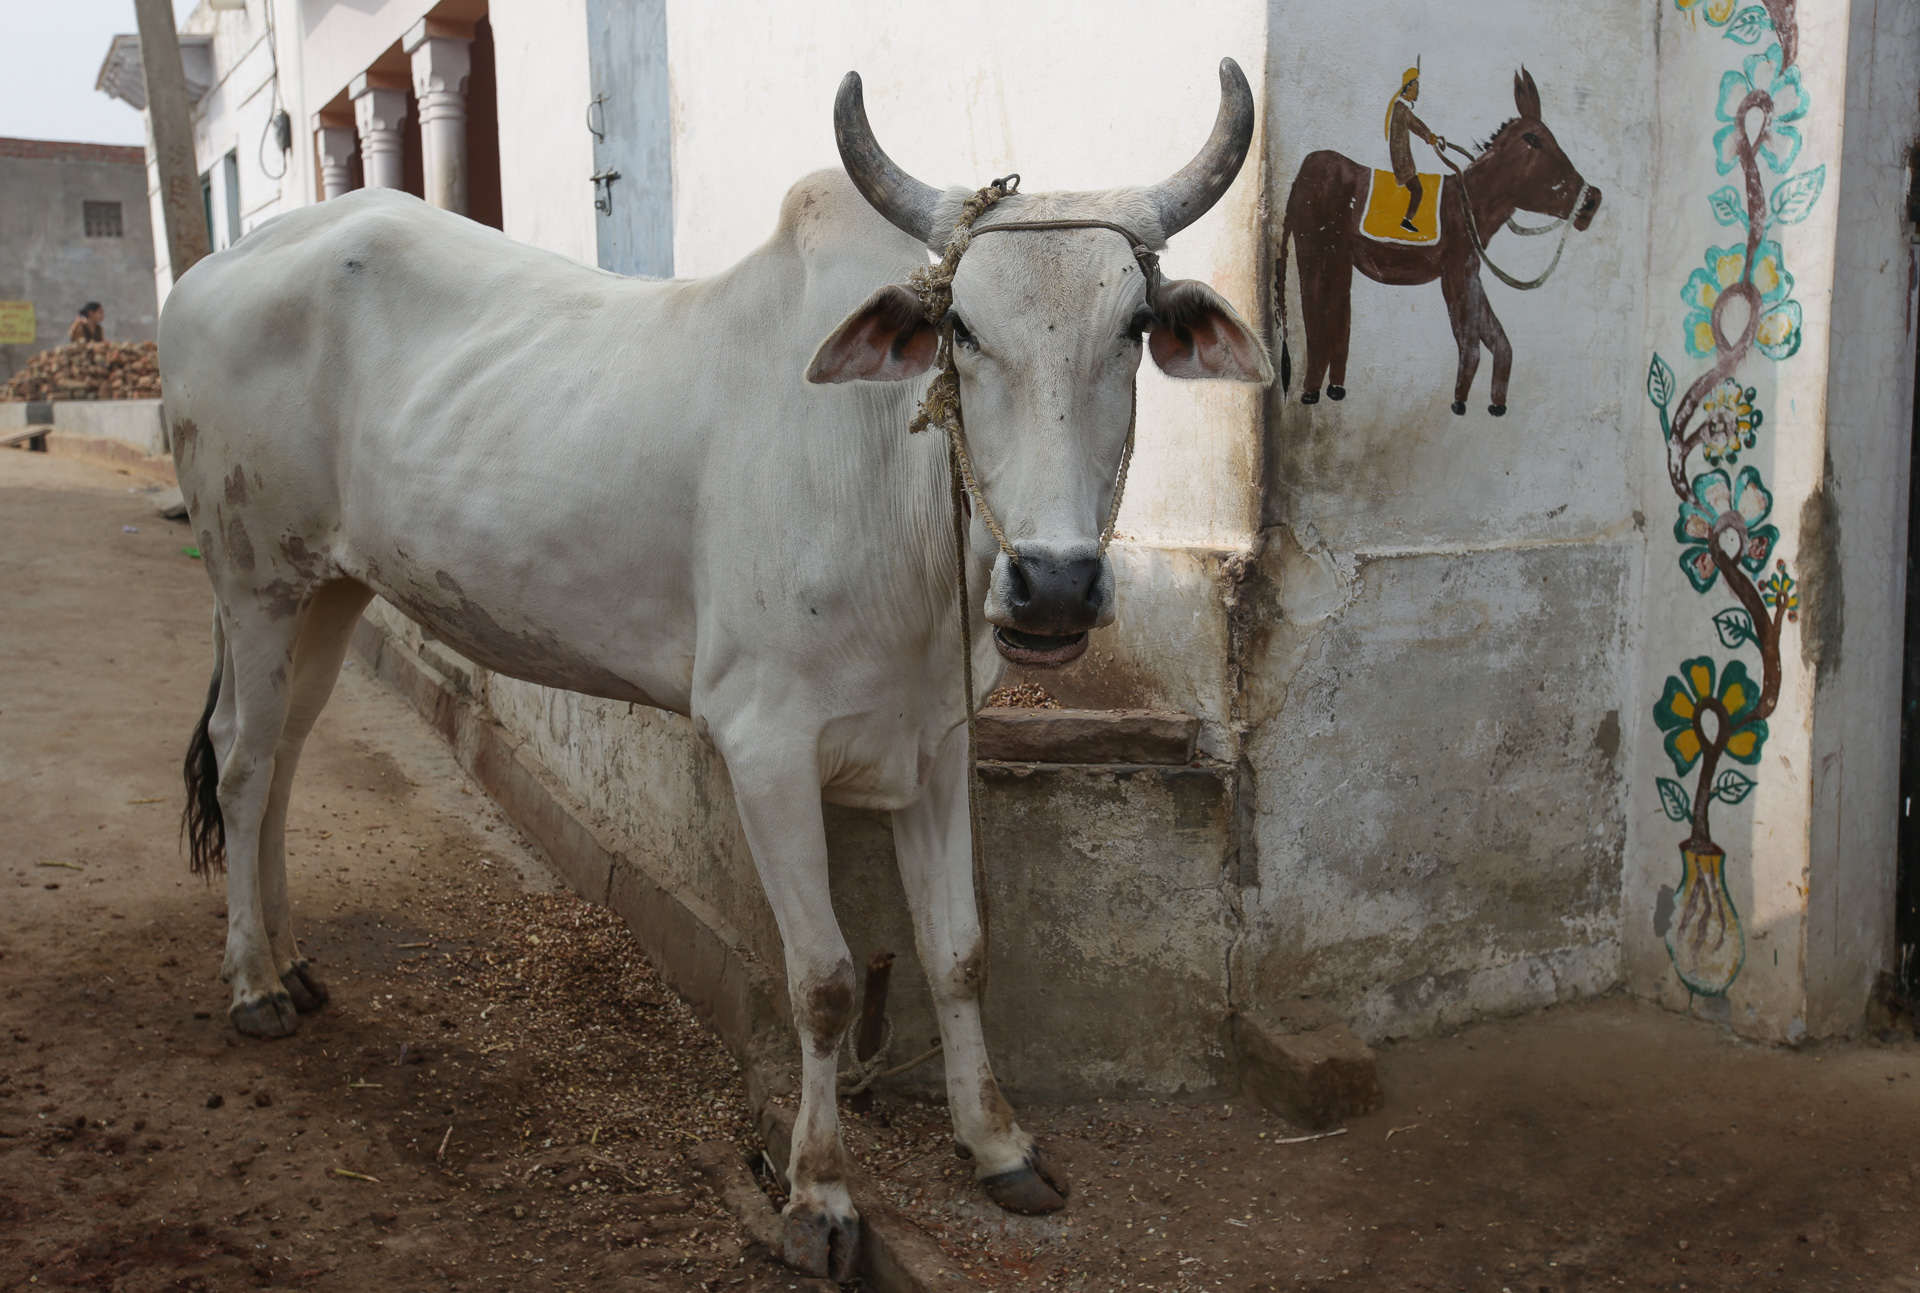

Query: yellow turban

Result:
[1385,67,1420,139]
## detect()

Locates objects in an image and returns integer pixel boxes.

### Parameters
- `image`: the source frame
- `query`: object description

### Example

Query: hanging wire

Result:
[255,0,290,181]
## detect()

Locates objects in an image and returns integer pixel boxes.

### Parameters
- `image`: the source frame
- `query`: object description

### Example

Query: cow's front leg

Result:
[726,749,861,1281]
[891,725,1069,1214]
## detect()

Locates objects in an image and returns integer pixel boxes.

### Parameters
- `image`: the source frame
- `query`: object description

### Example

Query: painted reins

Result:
[1438,140,1590,291]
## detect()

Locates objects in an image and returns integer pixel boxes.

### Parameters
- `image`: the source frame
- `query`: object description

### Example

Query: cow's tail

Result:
[182,607,226,877]
[1273,217,1293,394]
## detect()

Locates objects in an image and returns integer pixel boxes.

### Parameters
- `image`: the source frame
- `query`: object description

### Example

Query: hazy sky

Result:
[0,0,198,146]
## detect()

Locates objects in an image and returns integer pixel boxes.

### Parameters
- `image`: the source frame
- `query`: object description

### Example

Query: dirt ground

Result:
[5,448,1920,1293]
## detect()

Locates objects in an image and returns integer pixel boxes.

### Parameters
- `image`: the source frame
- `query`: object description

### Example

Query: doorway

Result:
[1894,146,1920,1001]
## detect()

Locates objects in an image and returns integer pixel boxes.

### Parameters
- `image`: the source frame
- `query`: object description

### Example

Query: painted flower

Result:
[1675,0,1738,25]
[1654,655,1769,775]
[1697,380,1763,465]
[1763,559,1799,622]
[1714,43,1808,176]
[1675,465,1777,593]
[1681,239,1801,360]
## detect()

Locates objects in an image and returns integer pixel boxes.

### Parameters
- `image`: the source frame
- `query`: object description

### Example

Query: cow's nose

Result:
[1005,547,1104,633]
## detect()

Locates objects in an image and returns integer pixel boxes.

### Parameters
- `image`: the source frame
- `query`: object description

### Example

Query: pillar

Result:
[315,122,357,200]
[349,72,409,191]
[405,19,474,215]
[132,0,209,282]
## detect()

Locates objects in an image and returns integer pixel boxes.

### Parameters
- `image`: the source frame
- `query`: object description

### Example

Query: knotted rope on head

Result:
[906,175,1023,566]
[905,174,1152,562]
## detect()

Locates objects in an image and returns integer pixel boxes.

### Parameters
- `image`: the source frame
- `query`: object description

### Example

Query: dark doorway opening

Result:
[1895,146,1920,1001]
[466,15,503,230]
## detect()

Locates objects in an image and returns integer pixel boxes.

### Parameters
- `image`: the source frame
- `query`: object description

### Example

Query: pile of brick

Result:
[0,340,161,402]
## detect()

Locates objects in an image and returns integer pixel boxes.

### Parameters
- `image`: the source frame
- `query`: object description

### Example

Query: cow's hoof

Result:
[1327,385,1346,401]
[1451,400,1466,416]
[778,1203,860,1282]
[1300,391,1320,405]
[982,1146,1070,1214]
[230,991,300,1039]
[282,962,330,1014]
[1488,403,1507,417]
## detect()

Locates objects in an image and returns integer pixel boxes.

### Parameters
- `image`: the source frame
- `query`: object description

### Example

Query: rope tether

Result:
[900,177,1157,1014]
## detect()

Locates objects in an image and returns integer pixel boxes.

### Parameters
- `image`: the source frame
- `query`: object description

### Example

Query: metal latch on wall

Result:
[591,167,621,216]
[588,93,617,215]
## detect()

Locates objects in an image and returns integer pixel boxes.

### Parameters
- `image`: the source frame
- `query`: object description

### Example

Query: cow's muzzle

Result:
[985,546,1114,667]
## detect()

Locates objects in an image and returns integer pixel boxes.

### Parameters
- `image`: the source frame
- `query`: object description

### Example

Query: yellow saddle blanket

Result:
[1361,169,1442,244]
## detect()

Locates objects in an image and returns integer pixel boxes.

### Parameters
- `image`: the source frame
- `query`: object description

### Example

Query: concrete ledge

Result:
[40,430,174,482]
[1232,999,1382,1130]
[973,707,1198,764]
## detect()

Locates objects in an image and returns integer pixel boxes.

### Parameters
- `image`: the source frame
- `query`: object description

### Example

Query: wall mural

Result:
[1274,67,1603,415]
[1646,0,1814,997]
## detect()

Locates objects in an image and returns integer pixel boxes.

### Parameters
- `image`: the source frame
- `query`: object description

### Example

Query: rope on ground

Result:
[836,1016,945,1095]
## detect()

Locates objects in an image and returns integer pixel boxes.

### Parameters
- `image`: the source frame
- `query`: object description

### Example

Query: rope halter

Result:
[906,175,1156,564]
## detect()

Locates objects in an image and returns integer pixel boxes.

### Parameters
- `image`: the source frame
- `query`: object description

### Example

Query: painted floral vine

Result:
[1645,0,1817,996]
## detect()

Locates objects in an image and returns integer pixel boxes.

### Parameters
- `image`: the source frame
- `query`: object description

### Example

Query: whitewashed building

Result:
[101,1,1920,1089]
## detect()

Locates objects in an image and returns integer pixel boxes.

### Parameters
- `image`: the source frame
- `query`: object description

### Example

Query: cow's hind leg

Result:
[259,580,375,1012]
[213,598,310,1038]
[723,745,860,1280]
[892,726,1068,1213]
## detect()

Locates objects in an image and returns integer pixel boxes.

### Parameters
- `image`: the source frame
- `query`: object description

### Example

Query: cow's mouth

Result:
[993,627,1088,667]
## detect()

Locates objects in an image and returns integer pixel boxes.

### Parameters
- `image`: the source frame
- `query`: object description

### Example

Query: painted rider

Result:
[1386,63,1447,233]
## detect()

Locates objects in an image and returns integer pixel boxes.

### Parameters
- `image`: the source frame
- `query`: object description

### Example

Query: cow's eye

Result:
[1523,132,1543,150]
[948,313,977,349]
[1123,311,1153,342]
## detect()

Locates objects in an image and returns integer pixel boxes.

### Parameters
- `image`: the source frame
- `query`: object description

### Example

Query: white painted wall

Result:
[1621,0,1911,1042]
[299,0,437,111]
[490,0,597,263]
[1804,0,1920,1033]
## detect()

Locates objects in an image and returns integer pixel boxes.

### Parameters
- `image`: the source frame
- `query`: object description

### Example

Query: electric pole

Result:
[133,0,210,282]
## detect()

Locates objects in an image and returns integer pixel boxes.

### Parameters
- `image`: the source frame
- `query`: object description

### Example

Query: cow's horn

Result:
[834,71,941,245]
[1147,58,1257,237]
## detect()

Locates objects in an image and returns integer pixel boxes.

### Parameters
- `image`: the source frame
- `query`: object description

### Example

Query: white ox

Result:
[163,61,1269,1278]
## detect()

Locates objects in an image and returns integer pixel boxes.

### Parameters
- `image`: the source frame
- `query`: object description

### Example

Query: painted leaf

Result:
[1769,166,1826,225]
[1657,778,1693,823]
[1723,5,1772,43]
[1713,769,1757,804]
[1713,607,1756,648]
[1647,353,1675,410]
[1707,186,1747,226]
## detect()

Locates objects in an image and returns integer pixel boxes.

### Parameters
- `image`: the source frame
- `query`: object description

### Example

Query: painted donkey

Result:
[163,61,1269,1278]
[1275,68,1602,414]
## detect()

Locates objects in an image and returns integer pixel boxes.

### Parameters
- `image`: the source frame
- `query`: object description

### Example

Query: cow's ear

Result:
[1147,279,1273,384]
[807,285,938,383]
